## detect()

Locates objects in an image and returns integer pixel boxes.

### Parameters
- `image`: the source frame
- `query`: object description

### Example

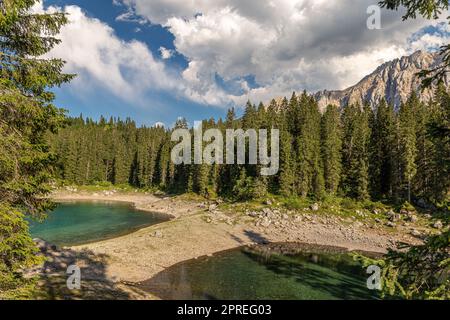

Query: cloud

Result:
[153,121,165,128]
[117,0,449,106]
[407,22,450,53]
[159,46,174,59]
[34,2,180,107]
[115,9,147,25]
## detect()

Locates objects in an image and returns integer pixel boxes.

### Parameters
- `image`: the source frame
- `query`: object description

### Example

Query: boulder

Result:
[386,211,401,222]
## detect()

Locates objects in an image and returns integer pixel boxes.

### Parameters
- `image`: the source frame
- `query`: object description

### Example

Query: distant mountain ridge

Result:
[313,50,447,111]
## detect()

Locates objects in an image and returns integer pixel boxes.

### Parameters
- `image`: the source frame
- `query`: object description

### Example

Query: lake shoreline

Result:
[48,190,421,299]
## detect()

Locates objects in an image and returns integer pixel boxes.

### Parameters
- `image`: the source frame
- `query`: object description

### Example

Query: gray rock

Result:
[264,199,273,206]
[153,230,163,238]
[410,229,421,237]
[409,215,418,223]
[386,221,396,228]
[386,211,401,222]
[247,211,260,218]
[433,220,443,230]
[310,203,319,211]
[260,217,272,228]
[262,208,273,216]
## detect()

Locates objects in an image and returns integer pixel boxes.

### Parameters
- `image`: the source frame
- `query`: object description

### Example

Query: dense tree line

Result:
[50,88,450,204]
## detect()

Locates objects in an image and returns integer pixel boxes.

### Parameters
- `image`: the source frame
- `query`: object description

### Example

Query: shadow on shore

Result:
[31,239,147,300]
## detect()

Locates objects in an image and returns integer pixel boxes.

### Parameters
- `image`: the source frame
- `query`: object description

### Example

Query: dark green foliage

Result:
[321,105,342,195]
[379,0,449,20]
[341,104,371,200]
[0,0,73,295]
[369,100,396,199]
[397,96,418,202]
[0,204,41,291]
[356,230,449,299]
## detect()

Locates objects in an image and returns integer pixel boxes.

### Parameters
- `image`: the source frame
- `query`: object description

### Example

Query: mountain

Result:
[313,51,447,112]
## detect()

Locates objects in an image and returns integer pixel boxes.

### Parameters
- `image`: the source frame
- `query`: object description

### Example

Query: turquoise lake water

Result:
[29,201,169,246]
[139,244,381,300]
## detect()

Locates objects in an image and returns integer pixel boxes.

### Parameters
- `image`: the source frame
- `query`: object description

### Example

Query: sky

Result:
[35,0,449,127]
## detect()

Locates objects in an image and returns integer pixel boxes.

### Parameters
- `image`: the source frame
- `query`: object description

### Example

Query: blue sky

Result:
[45,0,229,126]
[39,0,449,127]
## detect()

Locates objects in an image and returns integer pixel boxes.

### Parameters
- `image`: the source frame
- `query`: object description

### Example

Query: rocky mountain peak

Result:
[314,50,446,112]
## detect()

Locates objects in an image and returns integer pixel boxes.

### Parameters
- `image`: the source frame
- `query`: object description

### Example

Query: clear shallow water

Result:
[139,244,381,300]
[29,201,169,246]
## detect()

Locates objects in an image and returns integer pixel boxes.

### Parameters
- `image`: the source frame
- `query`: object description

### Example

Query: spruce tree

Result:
[295,92,324,197]
[321,105,342,195]
[369,99,396,199]
[0,0,74,292]
[341,104,371,200]
[398,96,418,202]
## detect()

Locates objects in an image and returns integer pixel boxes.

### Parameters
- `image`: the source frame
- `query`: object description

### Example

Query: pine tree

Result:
[0,0,74,292]
[218,108,239,196]
[341,104,371,200]
[295,92,324,197]
[397,96,418,202]
[278,128,296,196]
[321,105,342,195]
[428,85,450,202]
[369,99,396,199]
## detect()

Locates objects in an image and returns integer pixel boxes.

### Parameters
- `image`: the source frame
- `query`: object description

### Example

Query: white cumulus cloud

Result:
[117,0,449,107]
[33,2,180,106]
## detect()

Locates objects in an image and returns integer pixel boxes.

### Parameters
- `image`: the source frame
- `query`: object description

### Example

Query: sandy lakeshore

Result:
[49,190,421,293]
